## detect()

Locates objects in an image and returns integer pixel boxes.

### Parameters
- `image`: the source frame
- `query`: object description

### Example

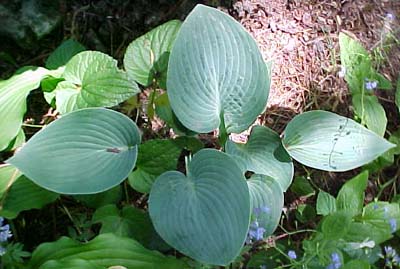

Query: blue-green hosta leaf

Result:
[352,94,387,137]
[28,233,186,269]
[149,149,250,265]
[167,5,270,134]
[283,110,395,172]
[7,108,140,194]
[0,175,59,219]
[0,67,60,151]
[336,171,368,216]
[226,126,293,191]
[45,39,86,70]
[124,20,181,88]
[248,175,283,236]
[55,51,140,114]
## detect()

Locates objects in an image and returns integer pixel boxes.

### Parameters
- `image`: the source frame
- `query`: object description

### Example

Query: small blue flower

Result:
[373,204,379,210]
[261,206,270,214]
[0,219,11,243]
[326,252,341,269]
[385,246,395,256]
[288,250,297,259]
[383,245,400,266]
[253,206,270,216]
[364,79,378,91]
[386,13,395,21]
[389,219,397,233]
[247,220,266,242]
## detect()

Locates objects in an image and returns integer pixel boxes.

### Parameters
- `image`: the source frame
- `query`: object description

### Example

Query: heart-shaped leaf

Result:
[28,233,185,269]
[124,20,181,88]
[248,175,283,236]
[167,5,270,134]
[55,51,140,114]
[226,126,293,191]
[283,110,395,171]
[149,149,250,265]
[0,67,60,151]
[7,108,140,194]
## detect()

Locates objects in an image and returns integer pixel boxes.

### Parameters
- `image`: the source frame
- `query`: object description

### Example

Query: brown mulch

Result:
[231,0,400,133]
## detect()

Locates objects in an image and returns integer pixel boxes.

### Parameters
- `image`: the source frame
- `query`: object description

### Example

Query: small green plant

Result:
[0,4,398,268]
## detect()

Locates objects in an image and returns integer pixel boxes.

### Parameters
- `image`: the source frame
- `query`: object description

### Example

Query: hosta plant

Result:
[0,4,396,268]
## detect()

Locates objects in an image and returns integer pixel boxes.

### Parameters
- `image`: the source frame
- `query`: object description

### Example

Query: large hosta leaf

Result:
[283,110,394,171]
[226,126,293,191]
[248,175,283,236]
[124,20,181,88]
[167,5,270,134]
[7,108,140,194]
[55,51,140,114]
[0,175,59,219]
[28,233,186,269]
[149,149,250,265]
[0,67,59,151]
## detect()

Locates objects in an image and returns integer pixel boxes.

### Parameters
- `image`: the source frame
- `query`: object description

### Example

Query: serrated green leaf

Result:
[7,108,140,194]
[124,20,181,88]
[0,67,59,151]
[46,39,86,69]
[336,171,368,216]
[28,233,186,269]
[316,190,336,216]
[93,205,168,251]
[55,51,140,114]
[352,94,387,137]
[226,126,293,191]
[149,149,250,265]
[167,5,270,134]
[248,175,283,236]
[0,175,59,219]
[283,110,395,172]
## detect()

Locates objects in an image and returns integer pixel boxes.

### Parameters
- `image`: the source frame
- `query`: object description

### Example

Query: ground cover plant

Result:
[0,1,400,269]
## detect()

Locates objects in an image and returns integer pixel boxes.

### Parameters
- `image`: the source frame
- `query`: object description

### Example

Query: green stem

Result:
[21,123,44,128]
[377,177,396,199]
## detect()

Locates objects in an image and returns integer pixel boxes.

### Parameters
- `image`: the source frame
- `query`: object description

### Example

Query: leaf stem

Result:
[21,123,44,128]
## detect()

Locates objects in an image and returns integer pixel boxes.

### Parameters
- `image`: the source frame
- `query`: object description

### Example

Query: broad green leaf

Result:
[352,94,387,137]
[226,126,293,191]
[336,171,368,216]
[124,20,181,88]
[343,260,370,269]
[248,175,283,236]
[93,205,167,250]
[74,185,121,209]
[0,164,21,198]
[290,176,315,197]
[396,76,400,113]
[0,67,59,151]
[46,39,86,69]
[128,168,156,194]
[283,110,395,172]
[28,233,186,269]
[128,139,183,193]
[0,175,59,219]
[149,149,250,265]
[154,93,196,135]
[295,204,316,223]
[321,211,352,240]
[4,128,25,152]
[39,259,102,269]
[360,202,400,237]
[167,5,270,134]
[7,108,140,194]
[55,51,139,114]
[339,33,372,94]
[316,190,336,216]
